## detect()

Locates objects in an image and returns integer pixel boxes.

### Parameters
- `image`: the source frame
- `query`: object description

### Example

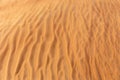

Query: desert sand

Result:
[0,0,120,80]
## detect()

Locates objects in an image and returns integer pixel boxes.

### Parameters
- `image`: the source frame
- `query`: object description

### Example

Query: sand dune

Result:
[0,0,120,80]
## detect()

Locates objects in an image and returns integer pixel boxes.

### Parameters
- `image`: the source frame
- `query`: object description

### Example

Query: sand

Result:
[0,0,120,80]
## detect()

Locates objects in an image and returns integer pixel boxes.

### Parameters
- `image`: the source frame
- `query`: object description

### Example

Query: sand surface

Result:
[0,0,120,80]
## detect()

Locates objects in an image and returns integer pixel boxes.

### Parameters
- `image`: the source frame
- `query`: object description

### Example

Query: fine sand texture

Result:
[0,0,120,80]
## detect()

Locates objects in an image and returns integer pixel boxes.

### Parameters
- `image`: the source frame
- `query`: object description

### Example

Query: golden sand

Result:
[0,0,120,80]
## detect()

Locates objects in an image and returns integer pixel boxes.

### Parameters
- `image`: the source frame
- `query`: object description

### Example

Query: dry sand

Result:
[0,0,120,80]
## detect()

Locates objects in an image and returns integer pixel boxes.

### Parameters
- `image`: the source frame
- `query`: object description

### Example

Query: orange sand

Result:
[0,0,120,80]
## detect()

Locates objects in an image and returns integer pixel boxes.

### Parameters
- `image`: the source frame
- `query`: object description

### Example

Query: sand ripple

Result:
[0,0,120,80]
